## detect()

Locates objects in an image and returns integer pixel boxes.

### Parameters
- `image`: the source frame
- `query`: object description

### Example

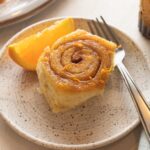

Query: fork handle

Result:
[117,62,150,140]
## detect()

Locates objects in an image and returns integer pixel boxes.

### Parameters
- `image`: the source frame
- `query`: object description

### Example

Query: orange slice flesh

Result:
[8,18,75,71]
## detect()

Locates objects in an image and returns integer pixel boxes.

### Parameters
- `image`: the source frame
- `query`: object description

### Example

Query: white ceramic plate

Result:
[0,0,56,28]
[138,130,150,150]
[0,18,150,150]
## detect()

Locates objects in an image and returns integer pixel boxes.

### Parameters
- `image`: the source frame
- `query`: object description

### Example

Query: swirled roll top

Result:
[37,29,116,112]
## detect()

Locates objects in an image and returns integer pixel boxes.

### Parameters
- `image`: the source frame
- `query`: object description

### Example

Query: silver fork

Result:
[88,16,150,141]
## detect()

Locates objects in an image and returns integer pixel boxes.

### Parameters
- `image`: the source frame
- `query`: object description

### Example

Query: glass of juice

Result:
[139,0,150,39]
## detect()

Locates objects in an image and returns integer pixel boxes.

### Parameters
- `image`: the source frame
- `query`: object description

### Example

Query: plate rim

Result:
[0,17,141,150]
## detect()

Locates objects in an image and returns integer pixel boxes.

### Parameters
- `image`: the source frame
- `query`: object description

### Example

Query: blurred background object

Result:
[0,0,56,28]
[0,0,5,4]
[139,0,150,39]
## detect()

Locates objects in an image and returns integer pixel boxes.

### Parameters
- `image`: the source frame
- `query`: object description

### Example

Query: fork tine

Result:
[100,16,119,45]
[87,21,95,34]
[87,19,110,39]
[96,17,110,40]
[87,20,102,36]
[91,20,102,36]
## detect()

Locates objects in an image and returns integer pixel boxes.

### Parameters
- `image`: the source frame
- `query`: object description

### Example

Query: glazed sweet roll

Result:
[36,29,116,112]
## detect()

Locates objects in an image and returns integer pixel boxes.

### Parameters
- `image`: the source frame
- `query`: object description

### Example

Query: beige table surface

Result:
[0,0,150,150]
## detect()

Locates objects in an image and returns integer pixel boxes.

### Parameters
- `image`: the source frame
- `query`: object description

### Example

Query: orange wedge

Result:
[8,18,75,71]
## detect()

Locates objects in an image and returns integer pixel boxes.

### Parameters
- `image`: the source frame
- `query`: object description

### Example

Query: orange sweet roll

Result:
[36,29,117,113]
